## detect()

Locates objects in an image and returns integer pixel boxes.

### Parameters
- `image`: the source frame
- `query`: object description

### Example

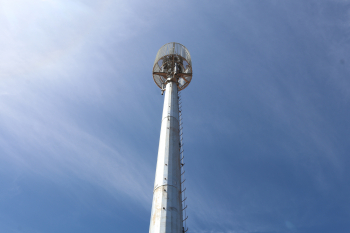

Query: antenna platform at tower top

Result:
[153,42,192,91]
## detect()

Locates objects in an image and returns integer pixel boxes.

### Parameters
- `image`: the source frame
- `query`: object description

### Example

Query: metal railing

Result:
[154,42,192,67]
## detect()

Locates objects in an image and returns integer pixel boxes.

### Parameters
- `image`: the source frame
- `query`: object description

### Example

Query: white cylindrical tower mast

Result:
[149,42,193,233]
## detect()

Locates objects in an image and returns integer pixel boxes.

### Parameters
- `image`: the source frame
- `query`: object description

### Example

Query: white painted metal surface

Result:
[149,81,183,233]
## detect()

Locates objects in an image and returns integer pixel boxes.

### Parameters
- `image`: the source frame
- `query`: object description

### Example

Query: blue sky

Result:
[1,0,350,232]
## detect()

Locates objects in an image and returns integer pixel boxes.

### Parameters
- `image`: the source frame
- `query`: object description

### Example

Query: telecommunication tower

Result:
[149,42,192,233]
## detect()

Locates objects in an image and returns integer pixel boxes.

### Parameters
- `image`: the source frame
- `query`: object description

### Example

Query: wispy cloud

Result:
[0,73,154,206]
[0,0,158,210]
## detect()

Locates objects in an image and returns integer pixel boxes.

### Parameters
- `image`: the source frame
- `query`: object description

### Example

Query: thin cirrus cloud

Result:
[0,0,155,209]
[1,0,350,233]
[0,73,153,207]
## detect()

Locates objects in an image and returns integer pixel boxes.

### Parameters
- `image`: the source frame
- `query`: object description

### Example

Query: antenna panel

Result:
[153,42,193,91]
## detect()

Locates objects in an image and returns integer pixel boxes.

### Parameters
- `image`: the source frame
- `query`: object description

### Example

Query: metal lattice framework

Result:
[153,42,193,91]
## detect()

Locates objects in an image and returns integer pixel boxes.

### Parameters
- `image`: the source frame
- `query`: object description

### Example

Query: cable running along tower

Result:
[149,42,192,233]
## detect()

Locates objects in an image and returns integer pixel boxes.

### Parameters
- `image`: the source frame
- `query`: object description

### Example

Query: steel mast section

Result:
[149,42,193,233]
